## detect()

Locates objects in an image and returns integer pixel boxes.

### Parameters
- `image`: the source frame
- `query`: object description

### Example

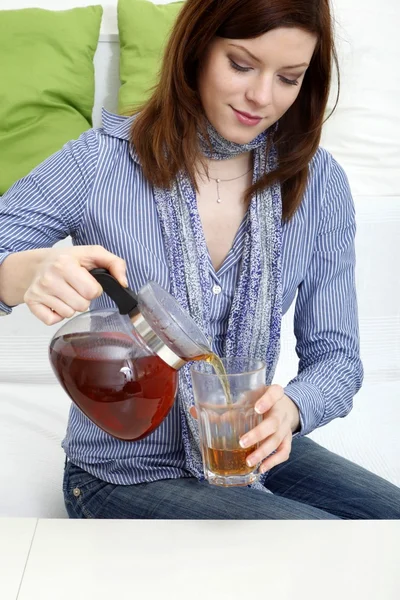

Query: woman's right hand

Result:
[24,245,127,326]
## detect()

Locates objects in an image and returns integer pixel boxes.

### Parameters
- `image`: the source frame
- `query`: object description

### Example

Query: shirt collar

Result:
[101,108,140,164]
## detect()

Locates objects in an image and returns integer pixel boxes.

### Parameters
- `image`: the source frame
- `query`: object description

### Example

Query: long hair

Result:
[131,0,339,220]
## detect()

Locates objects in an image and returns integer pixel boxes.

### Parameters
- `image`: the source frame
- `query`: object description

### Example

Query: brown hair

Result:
[131,0,339,220]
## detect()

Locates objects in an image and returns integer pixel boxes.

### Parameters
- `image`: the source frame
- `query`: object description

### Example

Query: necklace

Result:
[208,167,252,203]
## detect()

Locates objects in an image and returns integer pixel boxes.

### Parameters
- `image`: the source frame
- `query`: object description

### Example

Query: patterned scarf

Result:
[153,122,282,491]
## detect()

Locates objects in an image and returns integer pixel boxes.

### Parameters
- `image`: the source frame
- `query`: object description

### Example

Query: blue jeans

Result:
[63,437,400,520]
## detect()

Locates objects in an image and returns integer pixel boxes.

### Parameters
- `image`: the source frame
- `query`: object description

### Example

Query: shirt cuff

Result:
[0,252,13,315]
[0,304,12,316]
[284,381,325,437]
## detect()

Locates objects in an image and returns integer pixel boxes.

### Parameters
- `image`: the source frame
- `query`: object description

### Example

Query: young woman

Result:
[1,0,399,519]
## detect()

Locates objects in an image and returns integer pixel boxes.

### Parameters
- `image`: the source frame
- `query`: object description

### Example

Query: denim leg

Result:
[63,461,340,520]
[265,437,400,520]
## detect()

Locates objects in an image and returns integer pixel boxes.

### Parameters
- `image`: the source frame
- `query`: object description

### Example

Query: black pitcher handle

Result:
[90,268,138,316]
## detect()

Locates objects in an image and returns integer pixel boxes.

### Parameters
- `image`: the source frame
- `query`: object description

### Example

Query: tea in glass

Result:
[191,358,266,487]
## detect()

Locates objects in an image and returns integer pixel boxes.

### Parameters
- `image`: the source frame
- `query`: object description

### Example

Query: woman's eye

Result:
[279,75,300,86]
[229,59,252,73]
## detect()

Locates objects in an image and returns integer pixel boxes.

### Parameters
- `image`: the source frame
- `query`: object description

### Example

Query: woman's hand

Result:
[239,385,300,474]
[24,245,127,325]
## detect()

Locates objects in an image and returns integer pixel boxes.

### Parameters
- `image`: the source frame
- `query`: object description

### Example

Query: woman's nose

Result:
[246,76,273,109]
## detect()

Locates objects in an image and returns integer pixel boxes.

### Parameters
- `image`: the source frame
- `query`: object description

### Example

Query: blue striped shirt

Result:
[0,110,363,485]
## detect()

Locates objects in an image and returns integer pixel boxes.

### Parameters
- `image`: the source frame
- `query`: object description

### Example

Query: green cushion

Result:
[118,0,183,114]
[0,6,103,194]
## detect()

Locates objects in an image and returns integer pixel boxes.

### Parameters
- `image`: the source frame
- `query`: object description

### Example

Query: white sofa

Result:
[1,0,399,518]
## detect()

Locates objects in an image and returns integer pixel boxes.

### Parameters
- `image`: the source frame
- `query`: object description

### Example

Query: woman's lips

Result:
[231,107,263,126]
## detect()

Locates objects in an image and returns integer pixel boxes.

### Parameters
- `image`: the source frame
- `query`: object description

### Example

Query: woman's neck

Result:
[197,151,252,183]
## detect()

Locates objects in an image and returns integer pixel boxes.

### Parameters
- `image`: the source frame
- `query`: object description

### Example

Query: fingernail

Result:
[255,402,265,414]
[122,277,128,287]
[239,436,248,449]
[246,457,254,467]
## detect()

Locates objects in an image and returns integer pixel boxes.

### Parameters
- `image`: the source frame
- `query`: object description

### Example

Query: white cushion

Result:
[0,383,70,518]
[322,0,400,196]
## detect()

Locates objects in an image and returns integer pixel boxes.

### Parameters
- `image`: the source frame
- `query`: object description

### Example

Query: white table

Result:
[1,519,399,599]
[0,519,37,600]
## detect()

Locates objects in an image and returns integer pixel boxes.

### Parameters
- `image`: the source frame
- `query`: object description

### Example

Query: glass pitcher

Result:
[49,269,210,441]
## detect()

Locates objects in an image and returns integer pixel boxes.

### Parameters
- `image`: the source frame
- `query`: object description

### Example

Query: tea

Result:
[195,351,233,404]
[49,332,178,441]
[205,444,258,476]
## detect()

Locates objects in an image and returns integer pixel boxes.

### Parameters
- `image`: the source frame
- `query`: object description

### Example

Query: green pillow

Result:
[118,0,183,114]
[0,6,103,195]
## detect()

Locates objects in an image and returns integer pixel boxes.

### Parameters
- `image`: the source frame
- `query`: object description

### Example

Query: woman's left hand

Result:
[239,385,300,474]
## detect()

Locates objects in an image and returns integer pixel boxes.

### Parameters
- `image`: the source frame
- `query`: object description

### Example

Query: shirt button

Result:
[212,285,222,295]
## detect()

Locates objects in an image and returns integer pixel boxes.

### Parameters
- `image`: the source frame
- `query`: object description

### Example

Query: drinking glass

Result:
[191,357,266,487]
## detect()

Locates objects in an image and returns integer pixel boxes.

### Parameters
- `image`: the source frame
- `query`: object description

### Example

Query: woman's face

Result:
[198,27,317,144]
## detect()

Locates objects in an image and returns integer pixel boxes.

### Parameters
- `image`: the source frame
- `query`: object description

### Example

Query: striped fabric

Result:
[0,110,363,485]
